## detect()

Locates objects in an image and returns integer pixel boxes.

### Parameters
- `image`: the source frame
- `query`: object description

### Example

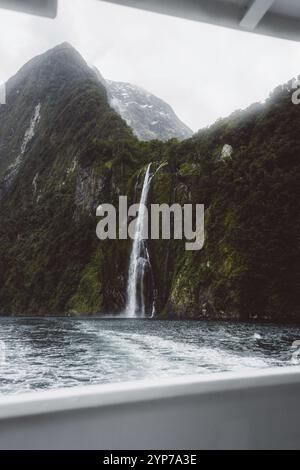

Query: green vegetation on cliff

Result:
[0,44,299,322]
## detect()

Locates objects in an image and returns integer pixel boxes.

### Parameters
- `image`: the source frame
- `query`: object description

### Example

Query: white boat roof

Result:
[100,0,300,42]
[0,0,57,18]
[0,0,299,41]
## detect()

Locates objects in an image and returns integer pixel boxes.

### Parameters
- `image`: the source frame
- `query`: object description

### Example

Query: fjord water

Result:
[0,318,299,396]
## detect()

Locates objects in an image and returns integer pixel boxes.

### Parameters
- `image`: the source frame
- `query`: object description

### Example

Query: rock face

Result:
[0,43,133,315]
[0,43,299,322]
[93,68,193,141]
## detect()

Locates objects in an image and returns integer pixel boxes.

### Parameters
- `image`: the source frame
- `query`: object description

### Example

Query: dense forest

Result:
[0,43,299,322]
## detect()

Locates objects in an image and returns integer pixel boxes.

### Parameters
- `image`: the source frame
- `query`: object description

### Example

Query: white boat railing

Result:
[0,366,299,449]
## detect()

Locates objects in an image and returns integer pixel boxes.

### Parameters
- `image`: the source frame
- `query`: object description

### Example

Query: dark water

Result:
[0,317,299,396]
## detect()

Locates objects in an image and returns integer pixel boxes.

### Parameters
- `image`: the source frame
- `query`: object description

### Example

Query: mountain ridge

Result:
[93,67,193,141]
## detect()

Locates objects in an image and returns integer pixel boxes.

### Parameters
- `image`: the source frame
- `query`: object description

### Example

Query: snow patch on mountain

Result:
[93,68,193,141]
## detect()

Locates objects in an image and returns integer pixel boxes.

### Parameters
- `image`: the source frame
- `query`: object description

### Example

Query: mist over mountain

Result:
[0,43,299,322]
[93,67,193,141]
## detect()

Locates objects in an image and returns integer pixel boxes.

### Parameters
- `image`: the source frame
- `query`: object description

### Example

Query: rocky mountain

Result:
[0,43,134,314]
[93,68,193,141]
[0,43,299,322]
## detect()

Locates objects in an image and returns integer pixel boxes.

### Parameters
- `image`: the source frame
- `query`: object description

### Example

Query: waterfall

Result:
[125,164,153,318]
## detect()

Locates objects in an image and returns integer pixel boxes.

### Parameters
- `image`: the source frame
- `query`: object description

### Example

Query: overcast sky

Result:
[1,0,300,131]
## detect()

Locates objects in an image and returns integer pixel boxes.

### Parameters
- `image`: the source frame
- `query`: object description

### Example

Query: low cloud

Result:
[0,0,300,130]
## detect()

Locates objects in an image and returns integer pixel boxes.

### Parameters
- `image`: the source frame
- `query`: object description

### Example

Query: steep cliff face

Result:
[0,43,137,315]
[149,86,300,322]
[0,43,98,180]
[0,44,299,322]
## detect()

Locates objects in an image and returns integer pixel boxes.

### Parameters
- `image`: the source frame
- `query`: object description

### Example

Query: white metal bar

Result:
[240,0,275,30]
[1,366,300,420]
[0,367,300,449]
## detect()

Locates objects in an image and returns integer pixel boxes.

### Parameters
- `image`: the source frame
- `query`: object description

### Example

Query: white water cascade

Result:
[125,164,154,318]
